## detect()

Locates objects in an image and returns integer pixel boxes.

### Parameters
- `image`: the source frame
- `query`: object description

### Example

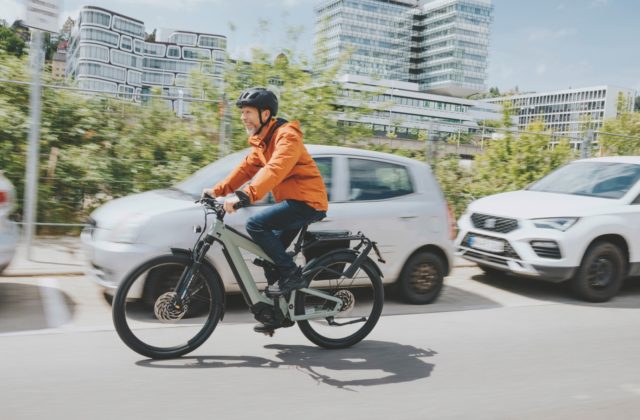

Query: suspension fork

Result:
[173,234,215,306]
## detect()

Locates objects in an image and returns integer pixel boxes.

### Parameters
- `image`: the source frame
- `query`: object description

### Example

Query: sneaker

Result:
[253,319,294,334]
[267,267,306,296]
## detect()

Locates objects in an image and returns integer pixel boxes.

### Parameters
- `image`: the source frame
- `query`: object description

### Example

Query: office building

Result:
[484,85,636,145]
[65,6,226,110]
[336,74,503,139]
[315,0,493,97]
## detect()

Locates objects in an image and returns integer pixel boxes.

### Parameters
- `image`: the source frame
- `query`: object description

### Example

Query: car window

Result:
[347,158,413,201]
[528,162,640,199]
[175,151,244,197]
[314,156,333,202]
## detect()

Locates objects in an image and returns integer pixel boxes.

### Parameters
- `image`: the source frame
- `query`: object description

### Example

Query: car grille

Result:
[464,250,510,267]
[471,213,519,234]
[462,233,520,259]
[530,241,562,259]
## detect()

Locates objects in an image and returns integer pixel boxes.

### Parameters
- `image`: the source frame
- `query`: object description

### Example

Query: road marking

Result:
[38,277,72,328]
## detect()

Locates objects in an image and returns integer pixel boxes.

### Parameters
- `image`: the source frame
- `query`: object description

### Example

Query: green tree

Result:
[635,96,640,112]
[0,24,26,57]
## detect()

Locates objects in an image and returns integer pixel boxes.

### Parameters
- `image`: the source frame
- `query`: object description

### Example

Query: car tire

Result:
[102,291,113,305]
[571,241,625,303]
[397,251,444,305]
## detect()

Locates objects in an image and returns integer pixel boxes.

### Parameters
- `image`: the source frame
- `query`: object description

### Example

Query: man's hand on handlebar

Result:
[224,190,250,213]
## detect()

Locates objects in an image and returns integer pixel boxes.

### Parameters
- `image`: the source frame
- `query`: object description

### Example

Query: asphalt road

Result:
[1,267,640,420]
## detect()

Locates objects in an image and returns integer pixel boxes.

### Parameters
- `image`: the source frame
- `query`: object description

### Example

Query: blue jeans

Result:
[246,200,326,279]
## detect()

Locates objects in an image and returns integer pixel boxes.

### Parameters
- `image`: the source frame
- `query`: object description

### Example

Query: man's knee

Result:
[246,215,263,234]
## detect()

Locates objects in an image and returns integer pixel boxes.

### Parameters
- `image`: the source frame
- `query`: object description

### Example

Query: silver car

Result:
[81,145,455,304]
[0,172,19,274]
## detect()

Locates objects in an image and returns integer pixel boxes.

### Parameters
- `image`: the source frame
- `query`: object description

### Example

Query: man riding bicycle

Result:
[204,87,328,321]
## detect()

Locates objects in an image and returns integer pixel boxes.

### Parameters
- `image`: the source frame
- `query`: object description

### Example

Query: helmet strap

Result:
[257,109,272,136]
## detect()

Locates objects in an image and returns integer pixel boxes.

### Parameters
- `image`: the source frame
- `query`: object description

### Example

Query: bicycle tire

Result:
[295,250,384,349]
[112,254,224,359]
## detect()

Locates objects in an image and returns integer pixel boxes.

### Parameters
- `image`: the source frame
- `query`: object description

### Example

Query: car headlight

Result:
[531,217,579,231]
[110,214,149,243]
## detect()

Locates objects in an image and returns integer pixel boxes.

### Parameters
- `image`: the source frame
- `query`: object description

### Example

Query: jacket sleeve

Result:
[212,150,262,197]
[242,131,302,203]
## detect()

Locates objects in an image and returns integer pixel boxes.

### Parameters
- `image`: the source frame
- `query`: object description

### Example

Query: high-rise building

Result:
[65,6,226,111]
[315,0,493,97]
[411,0,493,97]
[484,85,636,146]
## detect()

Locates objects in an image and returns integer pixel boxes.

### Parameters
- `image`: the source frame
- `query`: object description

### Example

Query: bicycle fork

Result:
[171,234,215,308]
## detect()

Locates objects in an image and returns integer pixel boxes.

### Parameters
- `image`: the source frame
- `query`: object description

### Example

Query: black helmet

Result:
[236,87,278,117]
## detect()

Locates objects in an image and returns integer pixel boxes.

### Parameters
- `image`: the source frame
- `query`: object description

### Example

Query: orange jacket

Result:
[212,119,328,211]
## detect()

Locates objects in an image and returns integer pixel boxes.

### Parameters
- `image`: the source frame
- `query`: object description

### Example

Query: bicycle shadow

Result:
[136,340,436,391]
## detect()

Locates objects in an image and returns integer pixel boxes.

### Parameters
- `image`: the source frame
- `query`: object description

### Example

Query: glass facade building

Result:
[335,74,503,139]
[66,6,226,109]
[315,0,493,97]
[484,86,637,146]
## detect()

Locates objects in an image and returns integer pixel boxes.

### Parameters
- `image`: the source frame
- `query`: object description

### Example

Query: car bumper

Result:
[456,246,577,282]
[81,230,161,298]
[0,220,19,267]
[455,219,580,283]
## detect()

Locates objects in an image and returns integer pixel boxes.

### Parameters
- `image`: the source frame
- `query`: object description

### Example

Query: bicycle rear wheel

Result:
[112,254,224,359]
[295,250,384,349]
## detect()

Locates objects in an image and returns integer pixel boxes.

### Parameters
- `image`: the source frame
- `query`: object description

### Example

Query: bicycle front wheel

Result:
[112,254,224,359]
[295,250,384,349]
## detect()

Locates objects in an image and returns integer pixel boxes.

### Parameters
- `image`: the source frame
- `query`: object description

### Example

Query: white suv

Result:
[456,156,640,302]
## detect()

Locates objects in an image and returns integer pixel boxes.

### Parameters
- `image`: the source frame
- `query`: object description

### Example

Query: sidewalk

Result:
[2,237,86,277]
[1,236,475,277]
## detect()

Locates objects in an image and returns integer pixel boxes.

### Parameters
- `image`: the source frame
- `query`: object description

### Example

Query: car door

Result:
[318,155,419,277]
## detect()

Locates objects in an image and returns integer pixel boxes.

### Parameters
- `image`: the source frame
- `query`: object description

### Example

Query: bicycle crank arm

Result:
[327,317,367,326]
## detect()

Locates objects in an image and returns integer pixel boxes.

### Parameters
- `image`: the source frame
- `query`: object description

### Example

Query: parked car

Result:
[81,145,455,305]
[456,156,640,302]
[0,172,19,274]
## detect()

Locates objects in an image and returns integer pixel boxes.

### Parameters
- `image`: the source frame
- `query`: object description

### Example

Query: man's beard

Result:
[244,125,257,135]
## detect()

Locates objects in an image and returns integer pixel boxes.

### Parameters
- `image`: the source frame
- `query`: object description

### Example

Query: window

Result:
[80,27,119,47]
[348,159,414,201]
[120,35,132,51]
[81,10,111,28]
[313,157,333,201]
[112,15,145,38]
[167,46,180,58]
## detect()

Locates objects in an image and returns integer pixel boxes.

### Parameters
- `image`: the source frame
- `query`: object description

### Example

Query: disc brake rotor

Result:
[154,292,189,322]
[334,289,355,316]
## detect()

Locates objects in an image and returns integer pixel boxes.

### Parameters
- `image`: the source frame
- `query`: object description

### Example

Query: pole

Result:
[23,29,44,259]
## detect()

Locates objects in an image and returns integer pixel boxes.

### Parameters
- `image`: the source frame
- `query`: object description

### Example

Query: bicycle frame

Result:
[186,209,345,322]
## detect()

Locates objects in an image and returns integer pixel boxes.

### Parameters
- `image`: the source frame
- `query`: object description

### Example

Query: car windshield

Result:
[174,150,244,197]
[528,161,640,199]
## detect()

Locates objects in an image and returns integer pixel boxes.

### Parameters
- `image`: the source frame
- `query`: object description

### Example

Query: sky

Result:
[2,0,639,94]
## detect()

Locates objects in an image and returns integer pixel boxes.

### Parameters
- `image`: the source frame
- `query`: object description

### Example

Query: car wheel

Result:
[102,291,113,305]
[571,242,625,303]
[397,251,444,305]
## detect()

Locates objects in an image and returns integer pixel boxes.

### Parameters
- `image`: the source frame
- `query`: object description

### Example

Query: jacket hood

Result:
[248,119,301,148]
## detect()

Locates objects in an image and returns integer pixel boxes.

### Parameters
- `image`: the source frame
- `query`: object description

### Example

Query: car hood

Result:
[91,189,196,230]
[468,190,620,219]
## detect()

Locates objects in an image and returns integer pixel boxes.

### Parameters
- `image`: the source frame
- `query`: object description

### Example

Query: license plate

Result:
[468,235,504,253]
